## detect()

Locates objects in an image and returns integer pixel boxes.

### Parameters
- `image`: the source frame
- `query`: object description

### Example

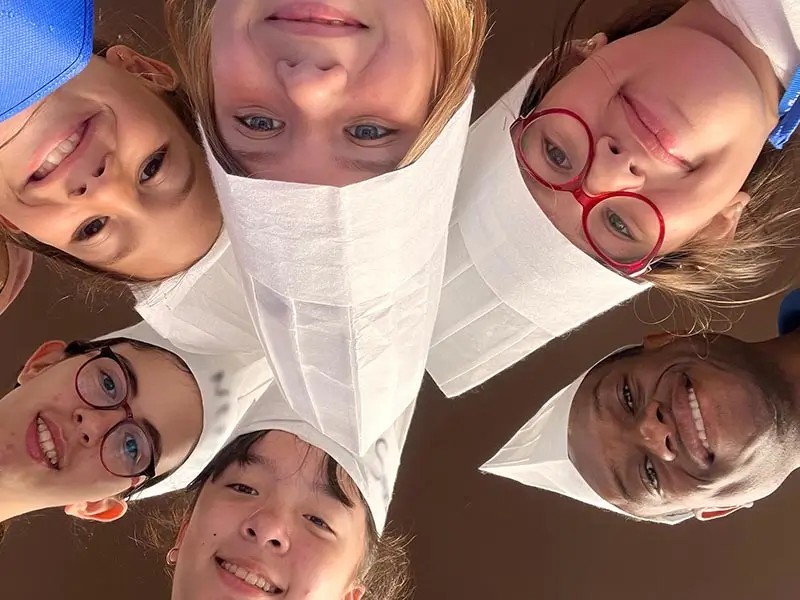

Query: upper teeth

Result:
[219,560,280,594]
[37,417,60,468]
[686,385,710,451]
[32,126,83,180]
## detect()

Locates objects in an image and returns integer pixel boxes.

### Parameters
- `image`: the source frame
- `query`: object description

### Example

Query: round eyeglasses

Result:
[513,107,666,276]
[75,346,156,479]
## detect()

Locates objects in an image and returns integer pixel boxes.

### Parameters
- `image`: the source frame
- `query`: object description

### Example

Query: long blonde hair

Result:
[164,0,487,176]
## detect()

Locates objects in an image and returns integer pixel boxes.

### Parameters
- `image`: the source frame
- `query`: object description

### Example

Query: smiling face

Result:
[516,1,780,265]
[0,339,202,521]
[209,0,437,185]
[172,431,368,600]
[567,336,799,521]
[0,46,222,280]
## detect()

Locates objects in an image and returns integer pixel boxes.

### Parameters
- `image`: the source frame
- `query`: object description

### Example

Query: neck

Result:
[671,0,782,124]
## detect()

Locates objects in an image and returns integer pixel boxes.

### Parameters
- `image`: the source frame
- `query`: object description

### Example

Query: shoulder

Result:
[778,289,800,335]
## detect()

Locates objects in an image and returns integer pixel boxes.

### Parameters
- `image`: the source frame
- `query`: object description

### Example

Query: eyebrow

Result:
[230,149,399,177]
[314,474,354,510]
[117,353,163,466]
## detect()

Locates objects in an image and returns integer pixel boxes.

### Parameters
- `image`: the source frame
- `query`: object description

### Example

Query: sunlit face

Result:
[210,0,437,185]
[516,6,778,264]
[0,47,222,280]
[0,341,202,518]
[173,431,368,600]
[568,338,795,521]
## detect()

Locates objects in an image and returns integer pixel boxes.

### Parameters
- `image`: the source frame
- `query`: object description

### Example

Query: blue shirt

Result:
[778,289,800,335]
[0,0,93,121]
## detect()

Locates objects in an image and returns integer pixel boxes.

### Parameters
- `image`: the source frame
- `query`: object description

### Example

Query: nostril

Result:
[665,436,673,453]
[269,539,281,548]
[246,527,257,538]
[94,161,105,178]
[656,407,664,423]
[82,433,89,443]
[609,143,621,155]
[74,184,87,196]
[76,414,82,424]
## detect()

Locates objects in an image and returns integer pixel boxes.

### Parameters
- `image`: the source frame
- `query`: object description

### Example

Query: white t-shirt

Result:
[712,0,800,86]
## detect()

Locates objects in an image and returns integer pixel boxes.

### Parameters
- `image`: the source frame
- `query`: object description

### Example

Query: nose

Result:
[239,505,291,554]
[637,401,677,462]
[276,60,347,115]
[583,136,646,195]
[68,153,128,199]
[73,406,123,447]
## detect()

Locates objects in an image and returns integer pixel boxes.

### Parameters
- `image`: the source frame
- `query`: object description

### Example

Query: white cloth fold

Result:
[426,71,647,398]
[206,91,475,455]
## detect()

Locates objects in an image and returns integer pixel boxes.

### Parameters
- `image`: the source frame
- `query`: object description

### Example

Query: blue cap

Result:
[0,0,93,121]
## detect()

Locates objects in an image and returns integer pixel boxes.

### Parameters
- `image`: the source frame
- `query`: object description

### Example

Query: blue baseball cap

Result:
[0,0,93,121]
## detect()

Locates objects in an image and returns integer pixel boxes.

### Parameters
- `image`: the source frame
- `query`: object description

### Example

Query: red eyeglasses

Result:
[513,107,665,276]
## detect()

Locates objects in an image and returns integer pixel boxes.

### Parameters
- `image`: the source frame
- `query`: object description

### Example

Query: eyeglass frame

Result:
[74,346,157,480]
[512,106,666,277]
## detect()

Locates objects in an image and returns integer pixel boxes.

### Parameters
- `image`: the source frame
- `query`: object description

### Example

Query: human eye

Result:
[236,115,285,133]
[72,217,108,242]
[227,483,259,496]
[304,514,332,532]
[140,146,168,183]
[120,431,142,463]
[99,370,119,400]
[345,124,396,142]
[619,377,635,414]
[543,138,572,171]
[643,456,660,494]
[605,209,635,241]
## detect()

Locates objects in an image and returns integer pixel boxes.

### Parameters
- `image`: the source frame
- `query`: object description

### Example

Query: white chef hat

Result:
[202,91,475,456]
[227,383,414,532]
[481,346,694,525]
[98,322,272,498]
[427,69,649,398]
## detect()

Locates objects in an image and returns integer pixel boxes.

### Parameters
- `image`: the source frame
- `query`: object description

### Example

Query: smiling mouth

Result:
[30,122,88,182]
[36,415,61,469]
[686,380,711,452]
[267,15,365,27]
[215,557,283,594]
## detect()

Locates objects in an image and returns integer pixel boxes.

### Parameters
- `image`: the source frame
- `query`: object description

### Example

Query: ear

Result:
[642,331,680,350]
[17,340,68,385]
[576,32,609,58]
[64,497,129,523]
[694,503,753,521]
[104,45,179,93]
[696,191,750,243]
[343,585,365,600]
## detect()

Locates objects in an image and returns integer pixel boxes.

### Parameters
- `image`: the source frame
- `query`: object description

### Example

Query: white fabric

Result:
[711,0,800,86]
[206,90,475,456]
[133,229,263,356]
[426,71,647,398]
[481,347,693,525]
[230,383,414,532]
[99,322,271,498]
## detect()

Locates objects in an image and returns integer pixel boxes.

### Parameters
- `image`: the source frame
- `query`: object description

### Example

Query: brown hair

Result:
[143,431,411,600]
[4,39,203,297]
[164,0,487,176]
[522,0,800,326]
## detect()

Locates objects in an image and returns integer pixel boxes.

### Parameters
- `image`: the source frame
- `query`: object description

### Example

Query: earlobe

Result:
[344,585,365,600]
[577,33,609,57]
[64,498,129,523]
[104,44,179,93]
[17,340,69,384]
[642,331,678,350]
[697,191,750,243]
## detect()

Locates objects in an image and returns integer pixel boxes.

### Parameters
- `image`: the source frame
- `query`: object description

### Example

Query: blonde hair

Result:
[523,0,800,327]
[164,0,487,175]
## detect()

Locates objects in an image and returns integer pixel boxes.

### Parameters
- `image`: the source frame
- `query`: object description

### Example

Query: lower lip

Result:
[671,378,712,470]
[214,560,270,598]
[25,416,55,470]
[27,112,98,187]
[621,94,685,168]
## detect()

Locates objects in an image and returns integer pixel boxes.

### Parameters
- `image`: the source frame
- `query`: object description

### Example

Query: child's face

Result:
[210,0,437,186]
[172,431,368,600]
[0,47,222,281]
[517,4,777,262]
